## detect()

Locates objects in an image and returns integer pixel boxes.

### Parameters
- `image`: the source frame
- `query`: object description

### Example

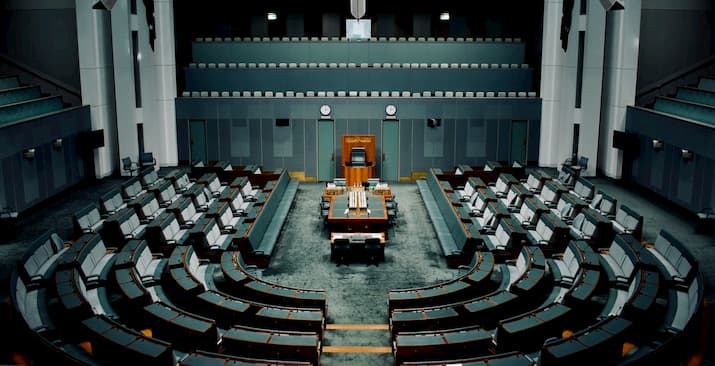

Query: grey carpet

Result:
[259,182,457,325]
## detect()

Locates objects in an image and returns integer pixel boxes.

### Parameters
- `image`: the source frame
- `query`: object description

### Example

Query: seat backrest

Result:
[578,156,589,170]
[174,173,191,191]
[574,177,594,200]
[598,194,616,216]
[206,221,221,244]
[180,199,198,221]
[159,184,177,204]
[122,157,132,169]
[140,152,154,165]
[334,238,349,246]
[75,205,102,231]
[22,231,64,279]
[141,170,159,187]
[79,235,107,278]
[536,218,553,241]
[101,189,124,213]
[616,205,642,231]
[526,174,542,191]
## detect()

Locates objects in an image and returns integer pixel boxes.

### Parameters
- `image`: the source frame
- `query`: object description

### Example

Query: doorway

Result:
[510,120,528,165]
[382,120,399,181]
[318,120,335,181]
[189,120,207,164]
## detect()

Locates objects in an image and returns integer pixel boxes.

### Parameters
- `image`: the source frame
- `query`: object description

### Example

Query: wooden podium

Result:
[341,135,375,187]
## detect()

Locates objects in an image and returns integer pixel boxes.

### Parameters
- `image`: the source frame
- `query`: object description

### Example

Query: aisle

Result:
[259,182,457,325]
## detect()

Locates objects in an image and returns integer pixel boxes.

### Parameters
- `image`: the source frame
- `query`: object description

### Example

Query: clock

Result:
[320,104,331,116]
[385,104,397,116]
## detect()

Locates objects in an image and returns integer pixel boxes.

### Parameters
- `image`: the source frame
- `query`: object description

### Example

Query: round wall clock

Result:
[320,104,331,116]
[385,104,397,116]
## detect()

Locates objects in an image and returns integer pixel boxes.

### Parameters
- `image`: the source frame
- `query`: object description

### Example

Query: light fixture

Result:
[652,139,663,151]
[267,12,277,21]
[439,12,450,21]
[23,148,35,160]
[53,138,63,150]
[350,0,366,20]
[681,149,694,161]
[427,118,441,128]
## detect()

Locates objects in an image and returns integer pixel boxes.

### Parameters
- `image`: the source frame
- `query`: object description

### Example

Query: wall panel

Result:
[175,97,542,180]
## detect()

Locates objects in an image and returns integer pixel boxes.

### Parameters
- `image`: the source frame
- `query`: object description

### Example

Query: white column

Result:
[578,2,607,177]
[76,0,117,178]
[598,1,642,178]
[110,0,140,174]
[151,0,178,166]
[539,0,566,169]
[540,0,608,177]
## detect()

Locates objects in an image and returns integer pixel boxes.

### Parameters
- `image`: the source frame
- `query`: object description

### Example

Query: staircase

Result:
[647,75,715,125]
[0,53,81,107]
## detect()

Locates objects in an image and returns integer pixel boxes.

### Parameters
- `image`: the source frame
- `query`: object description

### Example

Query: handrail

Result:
[0,53,81,98]
[636,55,715,104]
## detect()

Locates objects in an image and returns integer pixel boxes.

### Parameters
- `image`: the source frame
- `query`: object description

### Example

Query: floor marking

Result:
[326,324,389,330]
[322,346,392,353]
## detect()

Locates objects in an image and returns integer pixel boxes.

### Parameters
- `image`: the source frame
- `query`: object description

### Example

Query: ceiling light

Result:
[439,12,450,21]
[267,12,277,21]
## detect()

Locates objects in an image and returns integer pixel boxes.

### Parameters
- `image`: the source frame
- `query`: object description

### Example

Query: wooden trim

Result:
[322,346,392,353]
[325,324,389,330]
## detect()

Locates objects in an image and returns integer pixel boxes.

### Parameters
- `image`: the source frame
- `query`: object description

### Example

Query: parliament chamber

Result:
[0,1,714,365]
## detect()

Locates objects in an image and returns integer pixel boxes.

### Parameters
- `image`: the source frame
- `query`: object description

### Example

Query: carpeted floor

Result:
[258,182,456,366]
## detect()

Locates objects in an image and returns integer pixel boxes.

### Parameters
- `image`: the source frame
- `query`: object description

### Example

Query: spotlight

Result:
[267,12,277,21]
[439,12,450,21]
[652,139,663,151]
[427,118,441,128]
[23,148,35,160]
[681,149,694,161]
[53,138,63,150]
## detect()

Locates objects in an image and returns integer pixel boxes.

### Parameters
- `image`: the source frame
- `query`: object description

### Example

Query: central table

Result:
[326,194,389,235]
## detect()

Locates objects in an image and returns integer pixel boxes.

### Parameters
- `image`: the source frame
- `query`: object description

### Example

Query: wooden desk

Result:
[326,193,388,235]
[343,164,374,187]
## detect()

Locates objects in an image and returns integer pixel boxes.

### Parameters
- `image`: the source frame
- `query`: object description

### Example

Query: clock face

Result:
[320,104,331,116]
[386,104,396,116]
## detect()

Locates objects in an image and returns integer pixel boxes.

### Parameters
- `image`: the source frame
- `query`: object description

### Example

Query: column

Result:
[76,0,117,178]
[136,0,177,167]
[598,0,641,178]
[539,0,566,169]
[151,0,178,166]
[110,0,140,174]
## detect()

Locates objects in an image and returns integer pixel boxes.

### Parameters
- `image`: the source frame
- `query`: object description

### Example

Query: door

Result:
[510,120,527,165]
[382,120,399,181]
[189,120,207,164]
[318,120,334,181]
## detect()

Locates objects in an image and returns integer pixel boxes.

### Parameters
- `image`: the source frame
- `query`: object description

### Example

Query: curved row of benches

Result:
[12,165,327,365]
[73,165,297,266]
[401,164,704,365]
